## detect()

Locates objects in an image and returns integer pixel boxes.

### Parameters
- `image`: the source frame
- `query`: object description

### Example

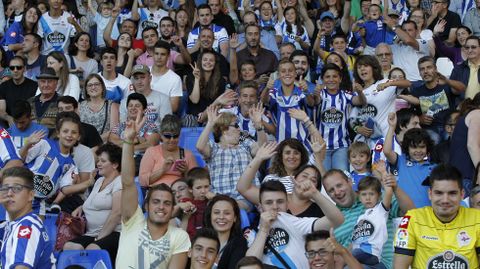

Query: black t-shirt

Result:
[427,11,462,42]
[0,78,38,115]
[191,51,230,79]
[81,122,103,148]
[411,83,457,130]
[288,202,325,218]
[213,13,236,36]
[186,74,226,115]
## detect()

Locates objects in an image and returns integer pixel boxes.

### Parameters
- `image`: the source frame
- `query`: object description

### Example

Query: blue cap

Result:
[320,11,335,21]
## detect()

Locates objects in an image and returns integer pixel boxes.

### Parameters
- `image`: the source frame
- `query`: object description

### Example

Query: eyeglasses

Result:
[162,133,179,139]
[464,45,479,50]
[86,82,102,88]
[305,249,331,259]
[9,65,24,70]
[376,53,392,58]
[0,184,32,194]
[229,123,240,128]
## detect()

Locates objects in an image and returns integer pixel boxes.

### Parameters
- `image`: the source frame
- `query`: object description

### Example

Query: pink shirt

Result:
[139,145,198,187]
[136,50,180,70]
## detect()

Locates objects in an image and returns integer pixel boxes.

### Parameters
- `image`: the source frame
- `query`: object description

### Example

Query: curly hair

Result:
[269,138,309,177]
[353,55,384,87]
[401,128,433,159]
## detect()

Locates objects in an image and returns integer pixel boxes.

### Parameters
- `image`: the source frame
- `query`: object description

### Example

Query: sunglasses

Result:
[229,123,240,128]
[9,65,24,70]
[162,133,179,139]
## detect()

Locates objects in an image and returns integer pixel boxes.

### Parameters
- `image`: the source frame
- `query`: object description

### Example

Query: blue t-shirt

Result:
[359,18,395,47]
[8,122,49,150]
[395,154,436,207]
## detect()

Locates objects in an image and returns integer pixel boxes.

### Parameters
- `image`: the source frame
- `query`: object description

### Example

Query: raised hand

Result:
[323,227,342,254]
[215,89,237,106]
[265,76,275,90]
[433,19,446,35]
[190,62,200,80]
[124,110,146,141]
[310,135,326,156]
[248,102,265,126]
[254,141,277,161]
[206,105,221,125]
[259,211,278,232]
[388,112,397,128]
[127,48,136,58]
[111,6,120,17]
[353,82,363,93]
[373,160,387,176]
[171,35,183,46]
[297,75,308,92]
[229,33,240,49]
[288,108,309,121]
[382,173,397,190]
[295,180,318,199]
[27,130,47,146]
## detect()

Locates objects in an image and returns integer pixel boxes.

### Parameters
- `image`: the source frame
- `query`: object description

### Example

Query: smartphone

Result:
[171,159,186,171]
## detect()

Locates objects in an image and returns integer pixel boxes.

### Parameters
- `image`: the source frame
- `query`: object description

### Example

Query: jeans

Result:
[323,147,349,171]
[351,249,387,269]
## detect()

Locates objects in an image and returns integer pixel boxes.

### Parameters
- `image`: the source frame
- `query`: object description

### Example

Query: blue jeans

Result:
[351,249,387,269]
[323,147,349,171]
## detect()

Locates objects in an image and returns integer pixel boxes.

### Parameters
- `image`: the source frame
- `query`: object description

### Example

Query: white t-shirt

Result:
[99,73,133,103]
[136,8,168,39]
[351,202,389,259]
[116,207,191,268]
[72,144,95,173]
[83,175,122,236]
[391,39,430,81]
[150,70,183,98]
[246,212,316,269]
[120,90,173,124]
[94,12,110,47]
[38,11,76,54]
[351,78,398,137]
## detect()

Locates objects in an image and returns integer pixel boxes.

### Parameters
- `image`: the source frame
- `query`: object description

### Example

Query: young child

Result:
[383,112,436,207]
[348,142,372,191]
[87,0,113,49]
[351,175,393,268]
[353,3,395,54]
[182,167,216,239]
[261,59,317,145]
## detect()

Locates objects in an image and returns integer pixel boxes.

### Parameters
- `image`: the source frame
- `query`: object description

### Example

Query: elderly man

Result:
[27,67,59,132]
[375,43,396,78]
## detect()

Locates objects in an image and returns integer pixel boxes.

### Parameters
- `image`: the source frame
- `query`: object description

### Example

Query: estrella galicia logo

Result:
[359,104,378,118]
[265,228,290,253]
[352,220,375,241]
[46,31,66,45]
[321,108,343,128]
[427,250,468,269]
[141,20,158,29]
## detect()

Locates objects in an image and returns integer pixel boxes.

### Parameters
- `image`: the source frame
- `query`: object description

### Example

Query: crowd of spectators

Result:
[0,0,479,267]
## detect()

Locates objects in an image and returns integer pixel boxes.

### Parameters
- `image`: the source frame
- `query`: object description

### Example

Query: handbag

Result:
[54,211,86,251]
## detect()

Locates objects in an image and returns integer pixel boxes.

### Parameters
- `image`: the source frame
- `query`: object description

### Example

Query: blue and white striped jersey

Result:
[136,8,168,39]
[37,11,76,55]
[269,85,309,144]
[25,139,75,199]
[318,89,355,149]
[187,24,229,53]
[0,128,21,169]
[274,19,310,50]
[0,212,54,269]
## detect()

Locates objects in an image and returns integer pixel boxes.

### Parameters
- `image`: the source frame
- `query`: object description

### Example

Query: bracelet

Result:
[256,126,265,132]
[123,139,134,145]
[305,121,313,129]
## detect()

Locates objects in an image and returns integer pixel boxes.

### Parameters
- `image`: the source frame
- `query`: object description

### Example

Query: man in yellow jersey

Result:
[393,164,480,268]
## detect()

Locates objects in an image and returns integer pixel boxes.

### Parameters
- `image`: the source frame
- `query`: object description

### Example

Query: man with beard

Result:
[117,115,190,268]
[136,27,191,70]
[237,24,278,78]
[410,56,464,144]
[394,164,480,268]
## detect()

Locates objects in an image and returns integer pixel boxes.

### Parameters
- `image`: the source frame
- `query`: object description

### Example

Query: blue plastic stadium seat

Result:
[240,209,250,229]
[56,250,113,269]
[134,177,145,206]
[179,127,208,167]
[44,213,58,243]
